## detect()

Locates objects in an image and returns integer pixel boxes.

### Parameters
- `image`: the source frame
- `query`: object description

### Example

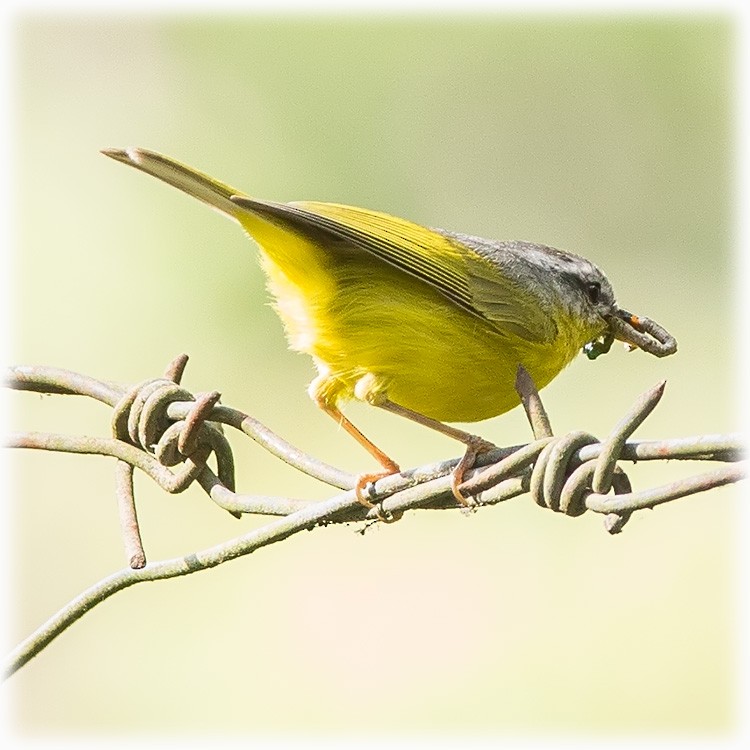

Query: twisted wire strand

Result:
[2,357,746,677]
[4,361,744,527]
[4,362,745,516]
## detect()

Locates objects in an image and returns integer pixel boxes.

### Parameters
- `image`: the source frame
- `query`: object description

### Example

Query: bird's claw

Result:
[451,437,496,506]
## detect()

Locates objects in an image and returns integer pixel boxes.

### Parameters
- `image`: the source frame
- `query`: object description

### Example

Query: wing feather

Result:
[230,196,554,343]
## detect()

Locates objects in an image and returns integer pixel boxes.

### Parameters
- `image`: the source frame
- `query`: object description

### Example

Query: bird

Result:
[102,147,676,506]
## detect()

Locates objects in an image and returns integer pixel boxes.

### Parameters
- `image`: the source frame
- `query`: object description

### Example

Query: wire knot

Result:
[528,430,632,532]
[111,367,235,494]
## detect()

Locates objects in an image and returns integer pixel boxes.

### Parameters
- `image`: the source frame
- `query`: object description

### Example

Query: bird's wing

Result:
[231,197,555,343]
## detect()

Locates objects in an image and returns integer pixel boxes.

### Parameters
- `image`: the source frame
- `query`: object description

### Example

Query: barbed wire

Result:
[2,355,746,678]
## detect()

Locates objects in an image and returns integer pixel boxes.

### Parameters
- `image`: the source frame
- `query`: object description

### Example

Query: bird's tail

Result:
[101,147,246,220]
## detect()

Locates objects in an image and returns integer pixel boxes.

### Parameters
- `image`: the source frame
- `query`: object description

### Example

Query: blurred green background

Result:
[8,13,738,739]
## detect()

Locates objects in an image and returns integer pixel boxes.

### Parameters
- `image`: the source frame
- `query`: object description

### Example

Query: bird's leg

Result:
[514,365,553,439]
[375,399,495,506]
[315,400,401,507]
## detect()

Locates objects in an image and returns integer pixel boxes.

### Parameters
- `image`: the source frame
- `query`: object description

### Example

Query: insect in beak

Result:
[584,309,677,360]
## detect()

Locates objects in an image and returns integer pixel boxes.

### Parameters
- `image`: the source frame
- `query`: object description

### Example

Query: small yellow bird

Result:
[103,148,676,504]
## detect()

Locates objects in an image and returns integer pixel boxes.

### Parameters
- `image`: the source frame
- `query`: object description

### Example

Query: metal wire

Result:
[3,357,746,543]
[2,355,746,679]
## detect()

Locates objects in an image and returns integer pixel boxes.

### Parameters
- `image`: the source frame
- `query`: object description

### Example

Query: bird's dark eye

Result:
[585,281,601,304]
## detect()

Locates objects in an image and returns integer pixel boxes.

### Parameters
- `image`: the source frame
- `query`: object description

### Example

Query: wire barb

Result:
[115,461,146,569]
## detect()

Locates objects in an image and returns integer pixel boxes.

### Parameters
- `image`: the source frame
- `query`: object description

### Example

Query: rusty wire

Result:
[2,355,746,678]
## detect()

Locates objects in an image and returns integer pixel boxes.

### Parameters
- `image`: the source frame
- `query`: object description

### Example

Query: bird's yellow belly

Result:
[333,294,576,423]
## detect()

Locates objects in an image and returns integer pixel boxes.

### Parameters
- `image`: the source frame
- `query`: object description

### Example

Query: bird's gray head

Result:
[448,234,618,338]
[507,241,677,359]
[511,241,617,328]
[444,231,677,358]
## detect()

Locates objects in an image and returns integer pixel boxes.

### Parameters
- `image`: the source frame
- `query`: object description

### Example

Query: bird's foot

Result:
[355,461,403,523]
[451,437,496,506]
